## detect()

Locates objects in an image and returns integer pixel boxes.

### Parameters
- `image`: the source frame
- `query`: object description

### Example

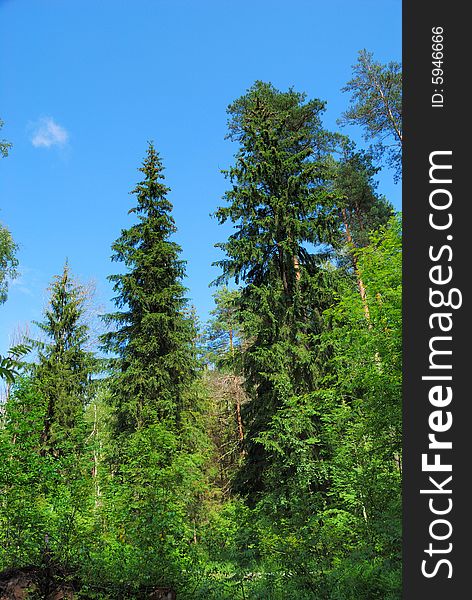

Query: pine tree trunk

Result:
[228,331,244,443]
[341,207,371,322]
[92,403,102,508]
[236,394,244,442]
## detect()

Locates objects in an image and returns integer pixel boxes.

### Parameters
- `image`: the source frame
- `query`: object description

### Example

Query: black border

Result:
[403,3,469,596]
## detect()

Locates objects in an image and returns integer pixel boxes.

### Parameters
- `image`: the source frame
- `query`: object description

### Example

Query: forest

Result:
[0,51,402,599]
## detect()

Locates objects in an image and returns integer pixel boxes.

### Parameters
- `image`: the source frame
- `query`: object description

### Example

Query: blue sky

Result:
[0,0,401,355]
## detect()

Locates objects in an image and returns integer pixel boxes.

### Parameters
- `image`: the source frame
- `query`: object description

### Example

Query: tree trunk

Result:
[236,395,244,442]
[341,207,370,323]
[293,255,301,281]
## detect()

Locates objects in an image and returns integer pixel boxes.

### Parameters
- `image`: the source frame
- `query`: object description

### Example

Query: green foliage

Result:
[326,216,402,456]
[318,217,402,594]
[0,377,94,570]
[0,219,18,305]
[0,378,49,567]
[0,344,30,384]
[0,117,12,158]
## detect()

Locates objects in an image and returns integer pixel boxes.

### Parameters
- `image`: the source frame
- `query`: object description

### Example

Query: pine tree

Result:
[332,143,392,249]
[102,142,197,433]
[339,49,402,180]
[203,287,241,368]
[33,261,95,453]
[328,142,393,320]
[204,287,246,458]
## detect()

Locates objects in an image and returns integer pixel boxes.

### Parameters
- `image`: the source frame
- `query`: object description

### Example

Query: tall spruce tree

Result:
[215,82,339,496]
[33,262,95,453]
[102,143,197,433]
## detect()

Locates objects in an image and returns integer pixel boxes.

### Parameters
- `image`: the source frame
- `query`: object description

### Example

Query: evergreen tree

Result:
[331,142,393,250]
[202,287,241,368]
[214,82,339,496]
[99,146,216,591]
[32,261,95,453]
[339,50,402,180]
[327,142,393,319]
[102,142,197,433]
[215,81,336,296]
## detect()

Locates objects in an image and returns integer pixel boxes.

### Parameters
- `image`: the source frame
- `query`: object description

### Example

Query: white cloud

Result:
[31,117,69,148]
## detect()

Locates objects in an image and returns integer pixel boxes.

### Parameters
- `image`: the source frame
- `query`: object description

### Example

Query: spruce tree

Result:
[215,82,339,496]
[102,142,197,433]
[33,262,95,453]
